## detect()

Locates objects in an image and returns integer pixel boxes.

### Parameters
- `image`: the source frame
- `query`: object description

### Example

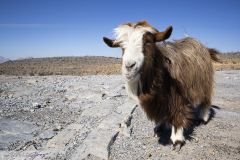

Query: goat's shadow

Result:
[155,105,220,146]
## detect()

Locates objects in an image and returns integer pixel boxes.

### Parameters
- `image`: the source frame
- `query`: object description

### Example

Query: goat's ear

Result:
[103,37,120,48]
[154,26,173,42]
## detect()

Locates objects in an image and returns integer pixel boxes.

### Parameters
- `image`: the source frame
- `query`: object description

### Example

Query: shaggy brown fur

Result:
[103,21,217,146]
[139,36,215,129]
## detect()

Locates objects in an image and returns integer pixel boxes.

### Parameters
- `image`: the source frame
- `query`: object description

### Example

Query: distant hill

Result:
[214,52,240,70]
[0,56,10,64]
[0,53,239,76]
[0,56,122,76]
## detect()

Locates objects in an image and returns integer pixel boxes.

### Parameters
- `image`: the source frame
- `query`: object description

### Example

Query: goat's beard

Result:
[122,71,142,102]
[122,72,140,82]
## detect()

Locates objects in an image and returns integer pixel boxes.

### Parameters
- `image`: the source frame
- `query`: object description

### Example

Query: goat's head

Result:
[103,21,172,82]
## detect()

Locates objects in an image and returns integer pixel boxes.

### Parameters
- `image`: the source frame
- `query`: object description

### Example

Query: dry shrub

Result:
[0,56,121,76]
[0,53,239,76]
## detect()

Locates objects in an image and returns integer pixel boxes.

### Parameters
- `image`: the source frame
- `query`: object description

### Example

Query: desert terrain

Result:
[0,55,240,160]
[0,52,240,76]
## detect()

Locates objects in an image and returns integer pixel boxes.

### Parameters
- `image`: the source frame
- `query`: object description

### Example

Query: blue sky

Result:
[0,0,239,59]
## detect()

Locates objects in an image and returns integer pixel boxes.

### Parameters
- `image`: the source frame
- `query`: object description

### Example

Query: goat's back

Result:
[157,37,214,105]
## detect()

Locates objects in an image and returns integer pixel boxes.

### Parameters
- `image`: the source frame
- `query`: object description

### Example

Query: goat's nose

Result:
[125,61,136,70]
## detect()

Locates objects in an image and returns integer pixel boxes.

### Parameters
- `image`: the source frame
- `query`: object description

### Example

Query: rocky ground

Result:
[0,70,240,160]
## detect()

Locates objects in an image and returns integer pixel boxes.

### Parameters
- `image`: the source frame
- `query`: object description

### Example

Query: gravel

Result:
[0,70,240,160]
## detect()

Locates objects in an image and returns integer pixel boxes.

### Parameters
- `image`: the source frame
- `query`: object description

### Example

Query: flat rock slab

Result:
[46,123,84,149]
[71,100,137,160]
[0,119,38,150]
[0,119,38,134]
[0,71,240,160]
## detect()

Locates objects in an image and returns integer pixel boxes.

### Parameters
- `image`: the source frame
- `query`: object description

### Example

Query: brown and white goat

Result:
[103,21,216,148]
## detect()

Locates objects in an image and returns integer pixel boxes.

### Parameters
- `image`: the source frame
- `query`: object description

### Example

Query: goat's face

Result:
[103,21,172,82]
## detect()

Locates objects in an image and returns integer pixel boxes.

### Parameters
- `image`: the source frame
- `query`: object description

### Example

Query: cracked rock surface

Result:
[0,70,240,160]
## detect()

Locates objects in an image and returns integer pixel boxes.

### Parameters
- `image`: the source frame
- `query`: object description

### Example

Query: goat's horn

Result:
[103,37,120,48]
[154,26,173,42]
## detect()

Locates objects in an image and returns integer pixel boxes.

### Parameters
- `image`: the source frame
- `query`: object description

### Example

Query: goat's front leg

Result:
[170,126,185,150]
[153,122,165,137]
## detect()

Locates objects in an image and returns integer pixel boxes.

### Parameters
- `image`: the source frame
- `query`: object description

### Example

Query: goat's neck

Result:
[140,48,166,95]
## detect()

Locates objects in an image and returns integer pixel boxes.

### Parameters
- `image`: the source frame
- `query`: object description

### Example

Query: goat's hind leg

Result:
[199,107,210,124]
[198,101,211,124]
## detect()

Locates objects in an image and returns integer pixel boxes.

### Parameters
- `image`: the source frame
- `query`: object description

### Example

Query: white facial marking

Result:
[114,24,157,82]
[170,126,185,143]
[114,23,157,99]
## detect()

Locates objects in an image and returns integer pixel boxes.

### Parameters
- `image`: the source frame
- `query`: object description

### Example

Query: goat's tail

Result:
[208,48,221,62]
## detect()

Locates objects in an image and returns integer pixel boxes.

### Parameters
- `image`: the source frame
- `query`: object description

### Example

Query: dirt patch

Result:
[0,71,239,160]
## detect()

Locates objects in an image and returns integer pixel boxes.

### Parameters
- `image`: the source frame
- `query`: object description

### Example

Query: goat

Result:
[103,21,217,149]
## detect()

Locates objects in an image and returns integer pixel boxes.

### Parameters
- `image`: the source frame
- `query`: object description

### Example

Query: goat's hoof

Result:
[153,133,159,138]
[200,119,209,125]
[172,140,185,151]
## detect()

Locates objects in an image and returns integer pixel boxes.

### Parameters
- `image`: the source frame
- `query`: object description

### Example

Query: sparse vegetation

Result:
[0,53,239,76]
[0,56,122,76]
[213,52,240,70]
